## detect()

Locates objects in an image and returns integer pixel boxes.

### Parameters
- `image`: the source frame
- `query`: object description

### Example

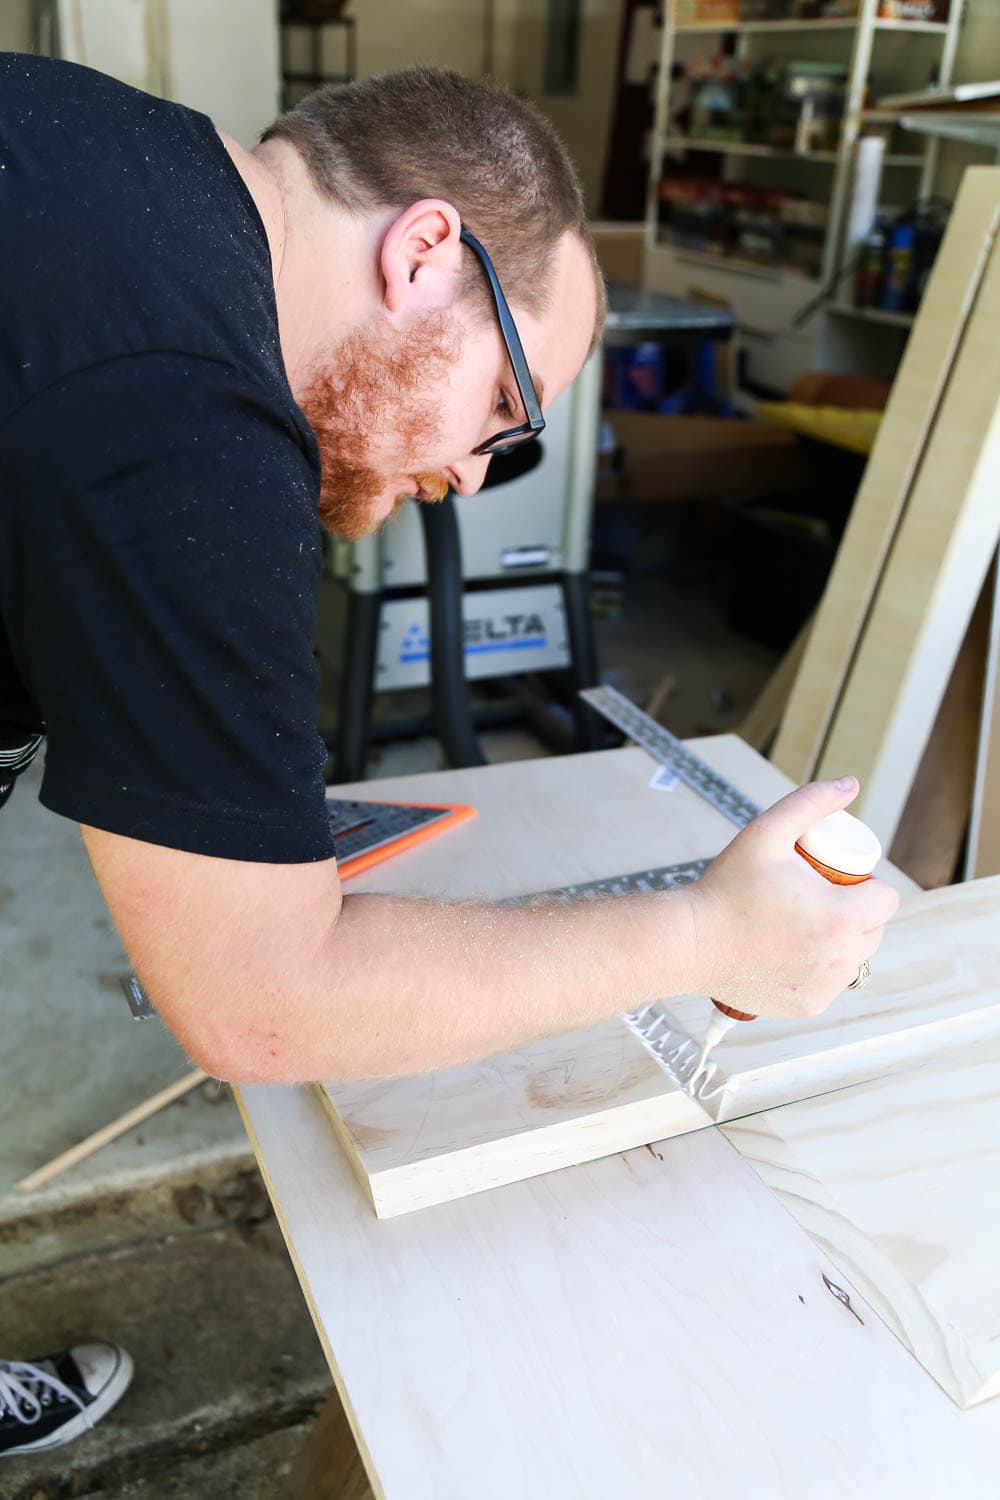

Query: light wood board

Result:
[815,221,1000,846]
[320,813,992,1223]
[315,739,798,1218]
[772,167,1000,784]
[241,1082,1000,1499]
[723,1032,1000,1408]
[236,748,1000,1497]
[323,874,1000,1220]
[657,876,1000,1124]
[319,1021,711,1218]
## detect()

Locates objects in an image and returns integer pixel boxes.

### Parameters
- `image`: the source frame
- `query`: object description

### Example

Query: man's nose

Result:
[449,454,492,497]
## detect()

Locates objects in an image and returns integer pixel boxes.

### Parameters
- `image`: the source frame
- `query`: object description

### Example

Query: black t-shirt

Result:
[0,54,334,862]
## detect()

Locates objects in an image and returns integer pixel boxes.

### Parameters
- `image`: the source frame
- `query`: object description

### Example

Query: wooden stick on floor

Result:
[15,1069,208,1193]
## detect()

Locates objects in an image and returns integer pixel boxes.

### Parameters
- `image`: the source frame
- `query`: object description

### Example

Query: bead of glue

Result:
[709,807,881,1026]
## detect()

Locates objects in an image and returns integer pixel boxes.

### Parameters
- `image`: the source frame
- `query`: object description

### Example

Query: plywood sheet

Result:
[319,1020,710,1218]
[815,226,1000,846]
[242,1083,1000,1499]
[773,167,1000,783]
[654,876,1000,1123]
[723,1034,1000,1408]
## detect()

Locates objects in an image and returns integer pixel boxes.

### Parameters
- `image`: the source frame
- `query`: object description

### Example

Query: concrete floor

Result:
[1,576,776,1215]
[0,758,250,1205]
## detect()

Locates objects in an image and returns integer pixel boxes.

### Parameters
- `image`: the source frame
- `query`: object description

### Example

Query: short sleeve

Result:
[3,353,335,862]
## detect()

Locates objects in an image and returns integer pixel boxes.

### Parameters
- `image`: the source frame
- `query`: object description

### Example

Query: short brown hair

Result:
[262,68,605,344]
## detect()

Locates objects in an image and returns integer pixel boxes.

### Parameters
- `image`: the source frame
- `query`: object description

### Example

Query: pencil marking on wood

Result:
[824,1274,865,1325]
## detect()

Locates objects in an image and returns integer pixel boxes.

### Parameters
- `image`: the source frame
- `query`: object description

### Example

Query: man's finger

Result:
[753,777,861,849]
[850,877,901,929]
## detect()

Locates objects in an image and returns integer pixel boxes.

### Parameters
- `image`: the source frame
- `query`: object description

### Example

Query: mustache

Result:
[413,472,450,503]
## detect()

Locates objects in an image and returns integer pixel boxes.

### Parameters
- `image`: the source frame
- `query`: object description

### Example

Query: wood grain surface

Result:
[241,1082,1000,1499]
[659,875,1000,1123]
[815,219,1000,845]
[315,741,923,1219]
[723,1032,1000,1408]
[320,870,1000,1217]
[236,745,1000,1498]
[320,1021,710,1217]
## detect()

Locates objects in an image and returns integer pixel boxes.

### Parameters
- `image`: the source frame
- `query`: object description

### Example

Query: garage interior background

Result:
[3,3,1000,1496]
[1,0,996,817]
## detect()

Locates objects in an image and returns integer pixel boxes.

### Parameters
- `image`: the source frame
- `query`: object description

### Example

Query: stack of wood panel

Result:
[749,166,1000,887]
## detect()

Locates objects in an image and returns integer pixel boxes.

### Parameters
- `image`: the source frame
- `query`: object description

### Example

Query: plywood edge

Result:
[235,1087,388,1500]
[322,1082,711,1218]
[715,1000,1000,1122]
[314,1085,380,1216]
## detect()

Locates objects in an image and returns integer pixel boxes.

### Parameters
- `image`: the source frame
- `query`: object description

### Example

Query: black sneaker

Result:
[0,1343,133,1457]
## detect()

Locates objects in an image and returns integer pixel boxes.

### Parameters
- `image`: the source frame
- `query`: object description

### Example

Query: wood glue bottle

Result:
[699,808,884,1057]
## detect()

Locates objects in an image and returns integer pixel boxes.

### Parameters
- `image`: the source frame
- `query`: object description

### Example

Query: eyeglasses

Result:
[460,226,546,457]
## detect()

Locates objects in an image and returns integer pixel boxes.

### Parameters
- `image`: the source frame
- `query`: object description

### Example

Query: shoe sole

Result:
[1,1347,135,1457]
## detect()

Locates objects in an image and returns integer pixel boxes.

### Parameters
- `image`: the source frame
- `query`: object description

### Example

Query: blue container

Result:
[881,221,915,312]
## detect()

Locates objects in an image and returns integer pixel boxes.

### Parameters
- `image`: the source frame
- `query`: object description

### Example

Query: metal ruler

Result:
[580,684,761,829]
[506,858,720,1097]
[504,858,711,909]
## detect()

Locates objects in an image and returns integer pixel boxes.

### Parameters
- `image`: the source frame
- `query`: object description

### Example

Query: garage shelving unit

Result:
[642,0,966,387]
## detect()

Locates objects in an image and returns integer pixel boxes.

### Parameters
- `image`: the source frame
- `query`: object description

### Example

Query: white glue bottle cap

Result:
[796,808,882,881]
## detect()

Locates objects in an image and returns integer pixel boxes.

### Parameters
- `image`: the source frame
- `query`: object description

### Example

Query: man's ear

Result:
[380,199,463,319]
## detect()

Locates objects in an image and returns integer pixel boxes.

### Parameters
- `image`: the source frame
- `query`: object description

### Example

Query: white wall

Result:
[0,0,621,194]
[291,0,626,215]
[164,0,280,143]
[513,0,626,217]
[285,0,520,89]
[1,0,279,145]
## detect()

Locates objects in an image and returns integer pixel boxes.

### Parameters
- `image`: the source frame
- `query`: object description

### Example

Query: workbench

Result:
[237,738,1000,1498]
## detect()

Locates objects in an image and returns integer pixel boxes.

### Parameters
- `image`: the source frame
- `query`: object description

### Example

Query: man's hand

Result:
[684,778,900,1021]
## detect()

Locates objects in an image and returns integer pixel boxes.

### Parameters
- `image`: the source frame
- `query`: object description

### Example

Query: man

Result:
[2,54,897,1452]
[1,51,900,1090]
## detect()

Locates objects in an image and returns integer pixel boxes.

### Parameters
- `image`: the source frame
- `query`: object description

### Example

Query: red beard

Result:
[299,311,459,539]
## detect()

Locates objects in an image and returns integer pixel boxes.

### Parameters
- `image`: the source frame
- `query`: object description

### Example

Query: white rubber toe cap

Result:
[70,1342,134,1405]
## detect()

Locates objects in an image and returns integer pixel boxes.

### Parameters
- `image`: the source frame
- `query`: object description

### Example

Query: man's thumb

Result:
[755,776,859,848]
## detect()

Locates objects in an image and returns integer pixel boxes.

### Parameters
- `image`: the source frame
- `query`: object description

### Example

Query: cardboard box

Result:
[877,0,948,18]
[590,222,646,289]
[677,0,740,21]
[598,412,807,504]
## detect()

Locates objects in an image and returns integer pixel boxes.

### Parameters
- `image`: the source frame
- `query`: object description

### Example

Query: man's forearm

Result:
[220,888,702,1083]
